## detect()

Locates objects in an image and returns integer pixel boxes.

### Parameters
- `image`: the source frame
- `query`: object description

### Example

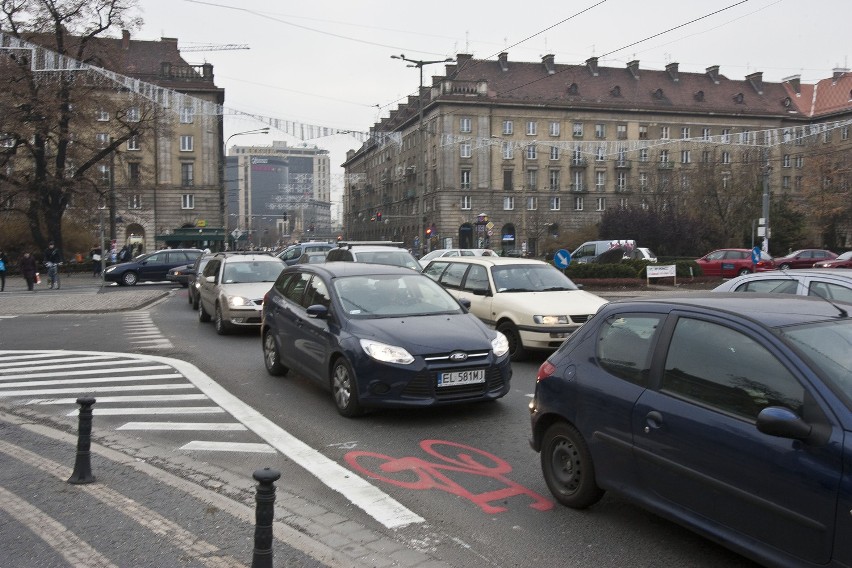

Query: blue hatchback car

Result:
[262,262,512,417]
[530,294,852,567]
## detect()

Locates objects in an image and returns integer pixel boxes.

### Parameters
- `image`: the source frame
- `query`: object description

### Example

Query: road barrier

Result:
[68,396,97,484]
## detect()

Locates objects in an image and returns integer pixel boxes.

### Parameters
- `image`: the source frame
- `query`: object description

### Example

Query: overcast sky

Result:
[138,0,851,217]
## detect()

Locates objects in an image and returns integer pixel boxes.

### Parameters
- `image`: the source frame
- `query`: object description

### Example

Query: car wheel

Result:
[541,422,604,509]
[262,329,288,376]
[737,268,751,276]
[198,300,211,322]
[122,271,138,286]
[331,358,362,417]
[214,304,230,335]
[779,263,791,270]
[497,322,527,362]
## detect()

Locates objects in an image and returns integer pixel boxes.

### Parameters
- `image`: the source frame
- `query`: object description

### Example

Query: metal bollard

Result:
[251,467,281,568]
[68,396,97,484]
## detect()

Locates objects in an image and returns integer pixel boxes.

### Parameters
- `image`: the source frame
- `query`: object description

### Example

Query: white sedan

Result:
[712,268,852,303]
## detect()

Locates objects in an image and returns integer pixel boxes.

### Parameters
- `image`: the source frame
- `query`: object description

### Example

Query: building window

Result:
[503,170,513,191]
[461,195,472,210]
[721,128,731,143]
[96,133,109,147]
[573,122,583,137]
[681,127,690,139]
[660,149,669,163]
[460,142,472,158]
[98,164,110,185]
[782,176,790,189]
[127,107,140,122]
[128,162,140,185]
[722,174,731,189]
[549,170,560,191]
[526,144,537,160]
[126,135,140,151]
[460,169,471,190]
[180,162,194,187]
[574,196,584,210]
[795,155,804,168]
[795,176,802,191]
[526,169,537,190]
[0,133,14,147]
[526,121,537,136]
[702,127,711,140]
[783,154,791,167]
[595,146,605,162]
[527,196,537,210]
[549,196,561,211]
[129,194,141,209]
[842,126,849,140]
[181,194,195,209]
[616,171,627,191]
[595,171,606,190]
[180,107,194,124]
[96,109,109,121]
[502,141,513,160]
[460,117,472,133]
[795,128,804,145]
[596,197,606,211]
[722,151,731,164]
[617,124,627,139]
[595,123,605,138]
[502,120,513,135]
[639,172,648,190]
[639,125,648,140]
[573,170,584,191]
[739,130,751,144]
[681,150,690,164]
[660,126,670,139]
[639,148,649,162]
[503,196,515,210]
[550,146,560,160]
[549,121,560,136]
[180,135,194,152]
[702,150,711,163]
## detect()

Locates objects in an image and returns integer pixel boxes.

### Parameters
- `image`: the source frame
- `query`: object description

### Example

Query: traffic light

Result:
[425,226,432,237]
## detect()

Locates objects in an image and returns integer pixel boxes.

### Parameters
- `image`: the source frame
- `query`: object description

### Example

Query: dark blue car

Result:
[262,262,512,417]
[529,294,852,567]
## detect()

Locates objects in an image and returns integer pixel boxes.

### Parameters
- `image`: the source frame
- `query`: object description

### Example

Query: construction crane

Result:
[179,44,249,52]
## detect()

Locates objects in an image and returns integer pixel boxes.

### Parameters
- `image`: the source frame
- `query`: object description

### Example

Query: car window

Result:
[809,281,852,303]
[302,276,331,309]
[781,321,852,405]
[734,279,798,294]
[326,249,353,262]
[146,252,166,263]
[283,272,311,304]
[662,317,805,420]
[597,314,662,387]
[460,250,476,256]
[355,251,419,270]
[423,261,449,281]
[281,248,301,262]
[333,274,461,317]
[705,251,725,261]
[305,245,329,253]
[202,259,220,279]
[439,262,468,289]
[462,264,489,294]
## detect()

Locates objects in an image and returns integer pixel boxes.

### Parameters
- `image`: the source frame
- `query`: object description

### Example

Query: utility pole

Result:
[220,127,269,250]
[391,54,454,256]
[760,146,771,253]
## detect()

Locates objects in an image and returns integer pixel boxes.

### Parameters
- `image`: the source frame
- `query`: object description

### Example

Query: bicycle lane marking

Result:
[345,440,554,514]
[0,349,424,530]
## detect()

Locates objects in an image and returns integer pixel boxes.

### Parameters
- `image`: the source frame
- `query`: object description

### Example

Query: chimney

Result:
[746,71,764,94]
[783,74,801,94]
[626,60,640,79]
[706,65,720,84]
[833,67,849,82]
[542,53,555,75]
[498,52,509,72]
[586,56,599,77]
[121,29,130,50]
[665,62,679,82]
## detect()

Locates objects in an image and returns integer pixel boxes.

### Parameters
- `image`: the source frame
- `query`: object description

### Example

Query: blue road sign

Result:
[752,246,762,264]
[554,248,571,269]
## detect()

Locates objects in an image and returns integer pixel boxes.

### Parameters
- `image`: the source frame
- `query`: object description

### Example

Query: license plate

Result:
[437,369,486,387]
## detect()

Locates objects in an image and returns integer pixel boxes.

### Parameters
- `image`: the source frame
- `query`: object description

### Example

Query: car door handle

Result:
[644,411,663,433]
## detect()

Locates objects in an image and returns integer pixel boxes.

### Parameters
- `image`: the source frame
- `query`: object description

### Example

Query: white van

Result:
[571,239,636,264]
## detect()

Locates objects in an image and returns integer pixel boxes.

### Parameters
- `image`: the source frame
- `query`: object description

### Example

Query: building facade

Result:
[226,141,332,248]
[342,53,852,256]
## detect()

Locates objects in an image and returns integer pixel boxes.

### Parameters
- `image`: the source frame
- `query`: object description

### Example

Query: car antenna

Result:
[778,266,848,318]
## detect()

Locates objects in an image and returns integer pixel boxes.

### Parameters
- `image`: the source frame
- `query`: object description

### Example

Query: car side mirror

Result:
[471,288,490,296]
[306,304,328,319]
[205,275,216,284]
[458,298,472,309]
[756,406,811,440]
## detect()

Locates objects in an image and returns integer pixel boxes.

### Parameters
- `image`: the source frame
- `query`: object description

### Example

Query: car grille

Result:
[570,315,591,324]
[401,366,506,400]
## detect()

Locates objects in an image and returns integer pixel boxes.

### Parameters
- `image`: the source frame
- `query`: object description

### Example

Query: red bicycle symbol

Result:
[345,439,553,514]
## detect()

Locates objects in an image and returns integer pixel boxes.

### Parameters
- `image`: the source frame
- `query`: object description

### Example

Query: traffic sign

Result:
[751,246,762,264]
[554,248,571,269]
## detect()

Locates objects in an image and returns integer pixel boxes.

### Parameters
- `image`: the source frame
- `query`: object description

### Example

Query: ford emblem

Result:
[449,351,468,362]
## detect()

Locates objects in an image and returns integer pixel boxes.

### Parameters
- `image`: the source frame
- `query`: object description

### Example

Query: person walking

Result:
[19,251,37,291]
[0,248,8,292]
[90,244,103,277]
[43,241,64,289]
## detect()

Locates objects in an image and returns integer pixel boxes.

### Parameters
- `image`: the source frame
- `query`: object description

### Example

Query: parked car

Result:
[166,263,194,287]
[297,251,328,264]
[529,294,852,567]
[814,250,852,269]
[103,248,203,286]
[187,253,214,310]
[261,263,511,417]
[197,252,286,335]
[773,249,838,270]
[571,239,636,264]
[712,269,852,303]
[422,257,608,361]
[417,248,495,267]
[626,247,658,262]
[326,242,420,270]
[277,241,334,265]
[695,248,775,277]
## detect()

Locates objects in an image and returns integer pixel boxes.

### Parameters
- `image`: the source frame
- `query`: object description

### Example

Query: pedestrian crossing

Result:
[0,350,274,454]
[123,311,173,349]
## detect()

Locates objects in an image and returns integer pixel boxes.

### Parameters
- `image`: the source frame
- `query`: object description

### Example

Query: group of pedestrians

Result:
[0,243,65,292]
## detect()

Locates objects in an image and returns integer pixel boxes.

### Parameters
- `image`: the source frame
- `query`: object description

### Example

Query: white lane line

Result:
[131,339,172,344]
[0,352,66,361]
[29,394,209,405]
[0,354,120,368]
[117,422,247,431]
[180,441,276,453]
[0,316,19,319]
[0,384,194,397]
[0,374,183,388]
[0,365,173,380]
[68,407,226,416]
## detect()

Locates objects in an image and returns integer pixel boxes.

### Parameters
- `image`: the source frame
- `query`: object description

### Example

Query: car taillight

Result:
[536,360,556,382]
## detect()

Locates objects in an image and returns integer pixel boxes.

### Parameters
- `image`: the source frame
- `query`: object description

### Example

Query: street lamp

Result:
[391,53,453,255]
[220,127,270,250]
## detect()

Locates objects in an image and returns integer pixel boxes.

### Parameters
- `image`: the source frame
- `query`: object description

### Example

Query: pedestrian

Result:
[0,248,7,292]
[19,251,37,291]
[90,244,103,277]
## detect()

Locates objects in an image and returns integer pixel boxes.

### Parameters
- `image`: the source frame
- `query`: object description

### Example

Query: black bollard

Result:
[251,467,281,568]
[67,396,97,484]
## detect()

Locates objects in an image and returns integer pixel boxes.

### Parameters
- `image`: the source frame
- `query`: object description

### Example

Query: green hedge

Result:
[562,259,703,279]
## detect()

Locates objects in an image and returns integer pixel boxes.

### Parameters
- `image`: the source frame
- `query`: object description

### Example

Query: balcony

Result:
[570,184,587,193]
[657,161,674,170]
[614,186,633,194]
[570,158,588,168]
[614,159,632,169]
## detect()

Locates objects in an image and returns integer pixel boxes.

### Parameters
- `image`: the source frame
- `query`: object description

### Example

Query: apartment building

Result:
[343,53,852,256]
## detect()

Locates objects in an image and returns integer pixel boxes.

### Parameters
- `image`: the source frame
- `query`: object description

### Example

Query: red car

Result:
[695,248,776,278]
[814,250,852,268]
[774,249,838,270]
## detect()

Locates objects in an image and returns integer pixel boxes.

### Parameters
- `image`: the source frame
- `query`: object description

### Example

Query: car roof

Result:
[290,262,420,278]
[338,245,409,252]
[606,293,849,327]
[723,268,852,281]
[424,256,549,267]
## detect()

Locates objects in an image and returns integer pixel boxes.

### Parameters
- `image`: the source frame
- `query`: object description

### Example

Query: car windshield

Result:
[355,251,420,270]
[780,320,852,407]
[333,274,463,317]
[222,261,283,283]
[837,251,852,261]
[491,264,580,292]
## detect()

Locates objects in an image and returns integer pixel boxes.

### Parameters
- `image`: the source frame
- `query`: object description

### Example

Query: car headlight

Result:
[492,332,509,358]
[360,339,414,365]
[105,266,117,273]
[533,315,569,325]
[227,296,253,308]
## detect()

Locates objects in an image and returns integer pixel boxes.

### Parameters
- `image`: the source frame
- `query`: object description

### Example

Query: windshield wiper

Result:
[540,286,575,291]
